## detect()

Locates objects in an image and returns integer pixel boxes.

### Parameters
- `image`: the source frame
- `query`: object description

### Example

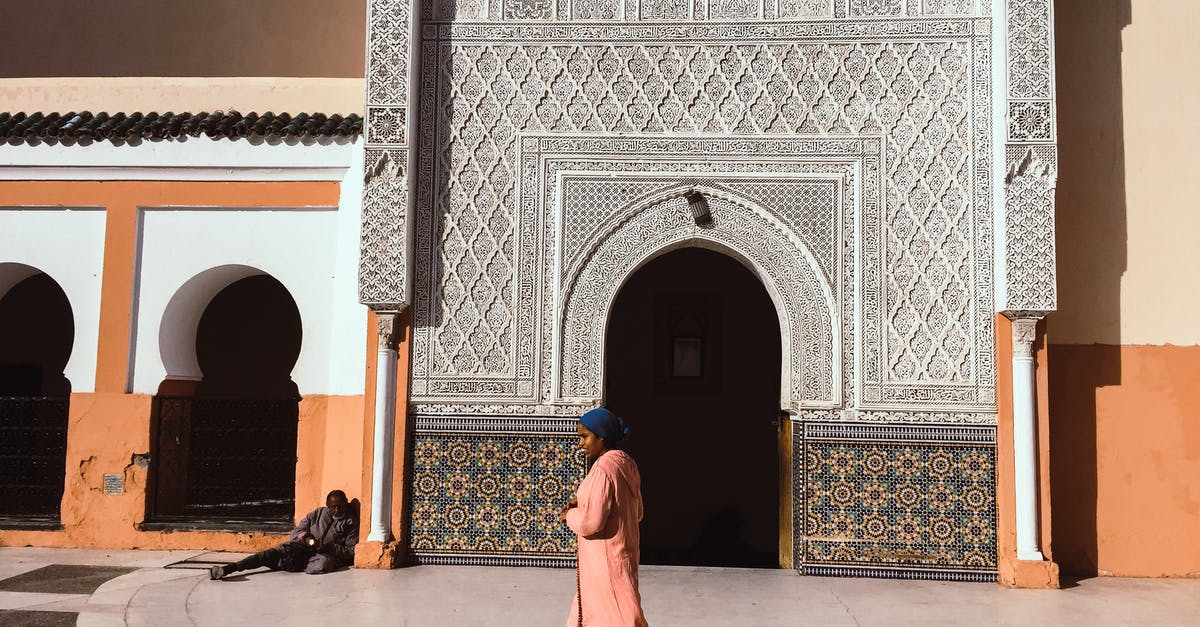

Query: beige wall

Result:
[1055,0,1200,346]
[0,0,364,79]
[0,78,364,116]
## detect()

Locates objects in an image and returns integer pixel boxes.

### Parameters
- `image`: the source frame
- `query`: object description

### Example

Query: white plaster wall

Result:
[131,162,367,395]
[0,208,107,393]
[328,141,368,395]
[0,136,357,181]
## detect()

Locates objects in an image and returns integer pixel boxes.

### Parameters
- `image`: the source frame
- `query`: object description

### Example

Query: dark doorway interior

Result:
[606,247,782,568]
[150,275,302,527]
[0,273,73,523]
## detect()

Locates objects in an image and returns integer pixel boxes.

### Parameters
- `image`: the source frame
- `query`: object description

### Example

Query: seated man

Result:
[210,490,358,579]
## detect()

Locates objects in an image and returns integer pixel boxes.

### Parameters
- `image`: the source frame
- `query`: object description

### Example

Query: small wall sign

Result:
[103,473,124,495]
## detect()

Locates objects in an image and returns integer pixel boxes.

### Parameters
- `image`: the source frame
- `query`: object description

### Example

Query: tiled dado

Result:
[408,415,997,579]
[795,422,998,582]
[408,416,586,567]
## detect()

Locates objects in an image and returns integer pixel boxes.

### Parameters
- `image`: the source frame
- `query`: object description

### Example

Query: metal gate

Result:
[0,396,68,524]
[148,395,298,527]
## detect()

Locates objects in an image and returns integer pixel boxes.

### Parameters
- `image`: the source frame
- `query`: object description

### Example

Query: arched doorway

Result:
[150,273,302,527]
[0,267,73,524]
[606,247,783,568]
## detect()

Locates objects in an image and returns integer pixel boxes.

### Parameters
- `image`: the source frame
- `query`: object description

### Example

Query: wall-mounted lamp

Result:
[685,190,712,226]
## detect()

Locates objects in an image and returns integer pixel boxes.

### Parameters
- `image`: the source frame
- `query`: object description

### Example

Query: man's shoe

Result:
[209,565,228,580]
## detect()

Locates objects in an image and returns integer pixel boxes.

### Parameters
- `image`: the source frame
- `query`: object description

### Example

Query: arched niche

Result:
[157,264,274,383]
[0,263,75,397]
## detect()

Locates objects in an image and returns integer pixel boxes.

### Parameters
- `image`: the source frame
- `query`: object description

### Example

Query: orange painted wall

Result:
[0,392,287,551]
[0,180,368,552]
[357,309,413,552]
[295,395,368,522]
[0,392,363,552]
[1048,343,1200,577]
[994,315,1059,588]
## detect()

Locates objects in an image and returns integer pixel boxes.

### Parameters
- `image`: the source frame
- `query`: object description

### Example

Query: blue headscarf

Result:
[579,407,630,445]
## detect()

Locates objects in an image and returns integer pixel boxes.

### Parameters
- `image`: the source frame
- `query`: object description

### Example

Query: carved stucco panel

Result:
[360,150,411,310]
[361,0,415,310]
[432,0,988,20]
[1002,146,1057,312]
[849,0,903,17]
[1002,0,1058,313]
[408,22,994,412]
[1006,0,1052,101]
[367,0,411,106]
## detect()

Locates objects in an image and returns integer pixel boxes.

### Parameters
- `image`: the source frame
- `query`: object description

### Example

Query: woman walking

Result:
[560,407,648,627]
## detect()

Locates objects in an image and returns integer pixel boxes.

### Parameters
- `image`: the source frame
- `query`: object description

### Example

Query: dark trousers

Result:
[231,541,346,574]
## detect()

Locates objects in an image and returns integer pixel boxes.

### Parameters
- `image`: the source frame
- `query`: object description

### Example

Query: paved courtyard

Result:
[0,548,1197,626]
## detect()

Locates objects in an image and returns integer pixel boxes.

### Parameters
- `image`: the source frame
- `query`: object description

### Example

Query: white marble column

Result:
[368,312,399,543]
[1010,316,1044,561]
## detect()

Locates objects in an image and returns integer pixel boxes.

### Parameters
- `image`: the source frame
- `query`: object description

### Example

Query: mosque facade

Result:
[2,0,1197,590]
[355,0,1059,583]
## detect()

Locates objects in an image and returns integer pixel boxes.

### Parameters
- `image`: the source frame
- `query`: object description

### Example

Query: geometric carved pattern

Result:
[849,0,903,17]
[367,0,411,106]
[407,420,586,566]
[1003,146,1057,312]
[640,0,691,19]
[561,177,840,291]
[560,178,677,264]
[923,0,974,15]
[1003,0,1057,313]
[708,0,762,20]
[1006,0,1052,100]
[360,149,410,308]
[573,0,621,19]
[360,0,414,310]
[366,107,408,145]
[778,0,833,18]
[797,421,998,582]
[414,23,996,410]
[1007,100,1052,142]
[429,0,983,20]
[506,0,554,19]
[725,180,840,285]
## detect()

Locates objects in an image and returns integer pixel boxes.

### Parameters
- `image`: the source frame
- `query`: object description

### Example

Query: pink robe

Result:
[565,449,648,627]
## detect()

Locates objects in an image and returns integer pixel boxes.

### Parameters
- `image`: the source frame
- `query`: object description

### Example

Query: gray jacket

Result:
[289,506,359,564]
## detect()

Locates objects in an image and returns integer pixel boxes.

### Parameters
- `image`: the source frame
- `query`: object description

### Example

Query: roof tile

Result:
[0,111,362,143]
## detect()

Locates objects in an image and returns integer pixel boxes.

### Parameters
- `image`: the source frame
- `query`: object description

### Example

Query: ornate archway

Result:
[558,186,839,410]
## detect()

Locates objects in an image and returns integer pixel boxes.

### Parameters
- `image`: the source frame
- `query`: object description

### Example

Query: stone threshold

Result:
[139,518,292,534]
[0,516,63,531]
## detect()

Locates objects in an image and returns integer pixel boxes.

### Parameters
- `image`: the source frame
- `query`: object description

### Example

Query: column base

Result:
[354,540,403,569]
[999,556,1060,589]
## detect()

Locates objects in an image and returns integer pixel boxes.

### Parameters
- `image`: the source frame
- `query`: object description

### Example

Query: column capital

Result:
[375,311,400,350]
[1008,317,1040,359]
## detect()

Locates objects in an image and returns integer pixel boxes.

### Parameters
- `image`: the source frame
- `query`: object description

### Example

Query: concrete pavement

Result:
[0,548,1197,626]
